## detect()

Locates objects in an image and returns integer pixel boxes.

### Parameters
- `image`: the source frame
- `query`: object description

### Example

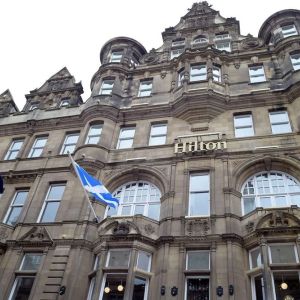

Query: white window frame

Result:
[269,111,292,134]
[172,39,185,47]
[29,104,38,111]
[281,24,298,38]
[60,99,70,107]
[149,124,167,146]
[186,250,210,270]
[99,80,114,95]
[249,247,262,269]
[85,124,102,145]
[250,274,266,300]
[60,133,79,154]
[37,184,65,223]
[171,48,184,60]
[249,65,266,83]
[234,114,254,138]
[241,171,300,215]
[132,276,149,300]
[87,255,99,300]
[215,41,231,52]
[106,181,161,220]
[214,33,231,41]
[106,249,131,268]
[185,276,210,300]
[99,273,128,300]
[178,69,185,87]
[193,37,208,45]
[136,251,152,272]
[4,139,24,160]
[138,80,153,97]
[117,127,135,149]
[268,244,299,264]
[213,65,221,82]
[3,190,29,226]
[290,53,300,71]
[190,64,207,82]
[28,136,47,158]
[110,51,123,63]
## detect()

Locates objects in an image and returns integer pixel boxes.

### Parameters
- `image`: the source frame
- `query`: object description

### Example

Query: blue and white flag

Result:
[73,161,119,209]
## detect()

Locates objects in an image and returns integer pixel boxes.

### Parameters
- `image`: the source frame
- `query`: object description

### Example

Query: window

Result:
[215,33,231,40]
[138,80,153,97]
[272,271,300,299]
[193,36,208,45]
[190,64,207,82]
[213,65,221,82]
[178,69,185,87]
[290,53,300,70]
[149,124,167,146]
[251,274,265,300]
[3,190,29,226]
[107,250,131,268]
[100,274,127,299]
[171,48,184,59]
[249,248,262,269]
[8,253,42,300]
[172,39,185,47]
[5,139,24,160]
[38,184,65,222]
[107,181,161,220]
[60,133,79,154]
[29,104,38,111]
[234,114,254,138]
[188,173,210,216]
[117,127,135,149]
[241,171,300,215]
[249,65,266,83]
[132,277,148,300]
[85,124,102,144]
[137,251,151,272]
[269,111,292,134]
[269,244,298,264]
[99,80,114,95]
[87,255,99,300]
[28,136,47,158]
[60,99,70,107]
[281,24,298,38]
[215,42,231,52]
[186,251,210,270]
[110,51,123,63]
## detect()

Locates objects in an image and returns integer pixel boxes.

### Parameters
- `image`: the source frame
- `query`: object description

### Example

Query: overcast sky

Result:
[1,0,300,109]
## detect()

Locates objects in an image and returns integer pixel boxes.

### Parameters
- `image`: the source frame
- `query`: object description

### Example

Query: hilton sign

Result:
[174,133,227,154]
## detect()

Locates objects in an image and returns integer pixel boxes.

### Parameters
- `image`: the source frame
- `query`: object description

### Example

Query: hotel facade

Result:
[1,2,300,300]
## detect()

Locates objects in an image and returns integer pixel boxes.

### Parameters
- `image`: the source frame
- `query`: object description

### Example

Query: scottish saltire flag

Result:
[73,162,119,209]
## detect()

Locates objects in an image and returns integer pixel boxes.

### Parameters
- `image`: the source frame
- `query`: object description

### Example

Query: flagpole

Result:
[68,153,99,222]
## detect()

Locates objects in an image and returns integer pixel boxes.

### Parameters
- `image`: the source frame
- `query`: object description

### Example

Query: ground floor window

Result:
[8,277,35,300]
[186,276,210,300]
[272,271,300,300]
[132,277,148,300]
[251,274,265,300]
[101,274,127,300]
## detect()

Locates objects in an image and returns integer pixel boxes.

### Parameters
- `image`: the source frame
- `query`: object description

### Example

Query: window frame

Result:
[60,132,79,155]
[37,183,66,223]
[110,51,123,63]
[117,127,136,149]
[190,64,207,82]
[185,275,210,300]
[4,139,24,160]
[85,124,102,145]
[29,104,38,111]
[3,189,29,226]
[171,48,184,60]
[178,69,185,87]
[212,65,221,82]
[138,80,153,97]
[28,136,48,158]
[233,114,255,138]
[149,123,167,146]
[249,247,262,269]
[268,244,299,264]
[59,99,70,107]
[248,65,266,83]
[269,110,292,134]
[136,251,152,272]
[281,24,298,38]
[99,80,114,95]
[172,39,185,47]
[188,173,210,217]
[290,52,300,71]
[193,36,208,45]
[106,249,131,268]
[186,250,210,271]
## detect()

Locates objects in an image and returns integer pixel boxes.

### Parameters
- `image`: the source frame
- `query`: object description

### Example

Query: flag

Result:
[73,161,119,209]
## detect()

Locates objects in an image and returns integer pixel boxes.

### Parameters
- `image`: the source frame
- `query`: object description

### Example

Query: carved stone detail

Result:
[113,222,130,235]
[144,224,155,235]
[186,219,210,236]
[18,226,53,246]
[0,227,8,241]
[245,221,255,233]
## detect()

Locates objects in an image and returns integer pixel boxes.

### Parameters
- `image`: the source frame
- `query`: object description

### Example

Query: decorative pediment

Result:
[99,220,141,236]
[17,226,53,246]
[256,211,300,231]
[0,89,19,116]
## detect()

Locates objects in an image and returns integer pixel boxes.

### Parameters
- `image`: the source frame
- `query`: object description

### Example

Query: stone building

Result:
[1,2,300,300]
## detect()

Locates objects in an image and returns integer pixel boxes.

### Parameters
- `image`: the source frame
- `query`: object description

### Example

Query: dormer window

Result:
[193,36,208,45]
[281,24,298,38]
[290,53,300,71]
[110,51,123,63]
[171,48,184,59]
[172,39,185,47]
[60,99,70,107]
[214,33,231,40]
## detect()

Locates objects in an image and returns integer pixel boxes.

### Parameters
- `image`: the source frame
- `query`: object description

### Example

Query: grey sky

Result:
[1,0,299,109]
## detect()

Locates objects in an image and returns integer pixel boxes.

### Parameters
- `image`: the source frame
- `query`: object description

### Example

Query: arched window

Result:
[241,171,300,215]
[107,181,161,220]
[193,35,208,45]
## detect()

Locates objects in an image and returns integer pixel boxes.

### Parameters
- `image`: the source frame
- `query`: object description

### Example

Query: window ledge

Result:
[246,266,263,276]
[269,263,300,270]
[185,215,210,219]
[184,270,210,275]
